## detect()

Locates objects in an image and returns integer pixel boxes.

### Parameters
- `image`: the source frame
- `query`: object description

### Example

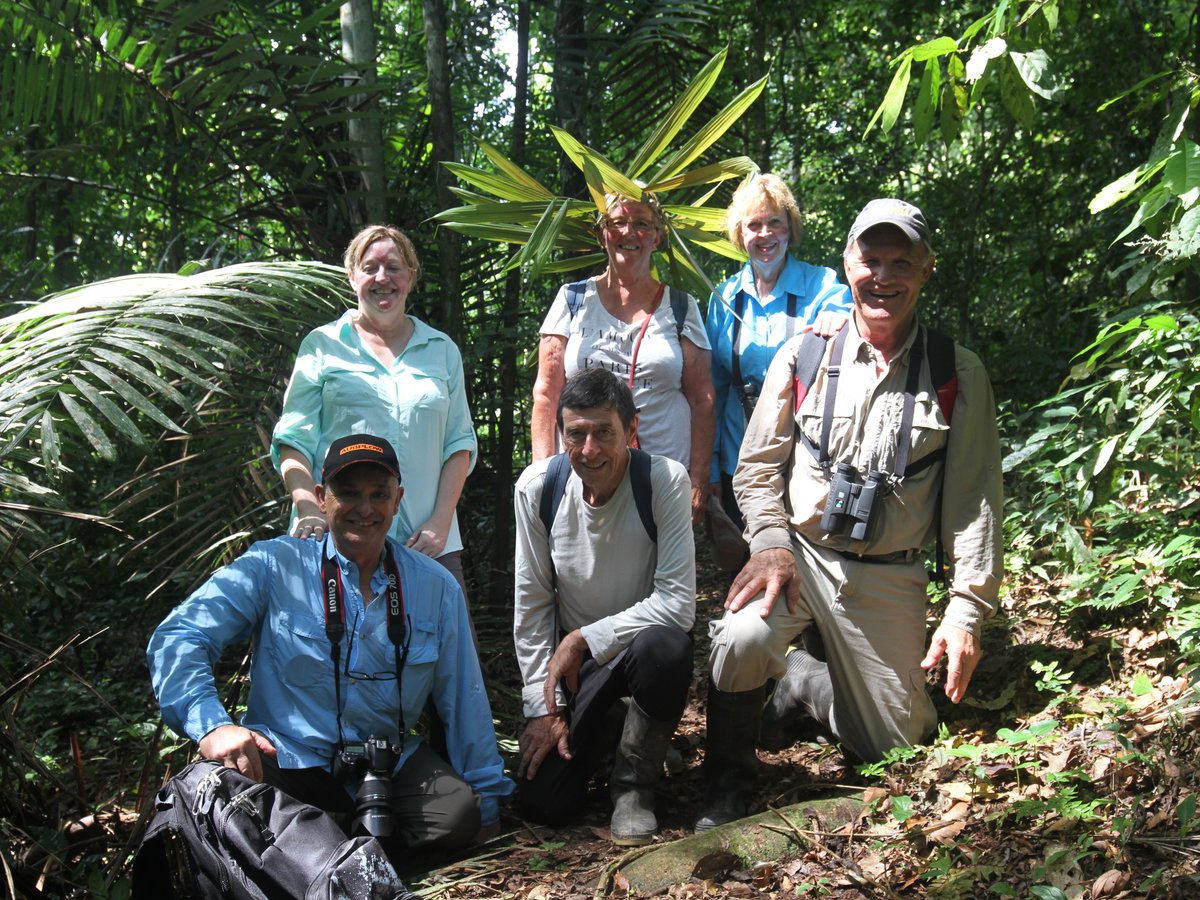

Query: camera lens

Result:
[351,772,394,838]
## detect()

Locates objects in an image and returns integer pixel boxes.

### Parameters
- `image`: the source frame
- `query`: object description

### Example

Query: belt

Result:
[834,548,919,565]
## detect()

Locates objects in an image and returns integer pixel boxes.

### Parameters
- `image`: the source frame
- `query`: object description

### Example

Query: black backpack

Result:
[131,760,416,900]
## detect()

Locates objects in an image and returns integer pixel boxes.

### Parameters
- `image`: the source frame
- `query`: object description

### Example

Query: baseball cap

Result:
[847,199,930,246]
[322,434,401,483]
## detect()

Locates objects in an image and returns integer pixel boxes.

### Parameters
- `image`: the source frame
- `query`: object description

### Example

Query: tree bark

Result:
[422,0,463,341]
[490,0,532,600]
[553,0,587,200]
[340,0,386,226]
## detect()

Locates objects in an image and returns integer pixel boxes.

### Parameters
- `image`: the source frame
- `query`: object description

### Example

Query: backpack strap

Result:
[564,279,589,319]
[627,447,657,543]
[791,330,830,415]
[538,449,657,543]
[924,327,958,425]
[538,453,573,536]
[666,286,687,342]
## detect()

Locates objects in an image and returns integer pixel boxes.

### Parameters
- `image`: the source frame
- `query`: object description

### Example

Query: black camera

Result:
[333,736,400,838]
[819,463,888,542]
[739,381,760,419]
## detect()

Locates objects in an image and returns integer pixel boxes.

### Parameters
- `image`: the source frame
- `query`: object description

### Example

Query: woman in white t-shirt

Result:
[530,192,715,523]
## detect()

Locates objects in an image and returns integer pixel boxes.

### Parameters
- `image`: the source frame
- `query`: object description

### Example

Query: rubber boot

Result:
[759,649,834,751]
[609,698,678,846]
[694,681,765,832]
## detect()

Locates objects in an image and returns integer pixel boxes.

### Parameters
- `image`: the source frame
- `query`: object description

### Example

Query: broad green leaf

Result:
[1162,140,1200,196]
[671,222,743,262]
[1000,55,1036,129]
[1088,157,1168,214]
[649,75,768,182]
[965,37,1006,82]
[865,53,913,136]
[1166,203,1200,258]
[913,59,941,142]
[1111,184,1171,244]
[1008,48,1066,101]
[1092,435,1120,476]
[625,49,727,180]
[911,36,958,61]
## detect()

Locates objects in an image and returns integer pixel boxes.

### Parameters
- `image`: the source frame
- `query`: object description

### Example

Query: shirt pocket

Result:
[322,364,386,432]
[904,397,950,480]
[273,608,331,689]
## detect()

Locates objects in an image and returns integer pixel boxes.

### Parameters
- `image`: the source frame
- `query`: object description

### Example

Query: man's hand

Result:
[198,724,277,781]
[807,312,850,339]
[725,547,800,617]
[543,630,588,715]
[920,622,981,703]
[517,715,570,780]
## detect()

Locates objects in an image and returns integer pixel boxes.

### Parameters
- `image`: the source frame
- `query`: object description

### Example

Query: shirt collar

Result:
[729,256,804,305]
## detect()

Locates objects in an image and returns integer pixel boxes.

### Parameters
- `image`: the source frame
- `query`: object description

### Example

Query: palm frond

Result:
[438,50,762,296]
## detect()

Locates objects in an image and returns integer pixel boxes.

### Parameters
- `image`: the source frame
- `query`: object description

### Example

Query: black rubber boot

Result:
[694,681,764,832]
[758,649,834,751]
[609,698,678,846]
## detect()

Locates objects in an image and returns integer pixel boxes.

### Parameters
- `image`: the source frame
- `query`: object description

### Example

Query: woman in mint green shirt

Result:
[271,225,477,594]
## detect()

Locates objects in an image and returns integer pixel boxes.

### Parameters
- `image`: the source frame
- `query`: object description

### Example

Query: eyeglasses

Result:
[344,614,411,682]
[357,263,409,278]
[604,217,658,234]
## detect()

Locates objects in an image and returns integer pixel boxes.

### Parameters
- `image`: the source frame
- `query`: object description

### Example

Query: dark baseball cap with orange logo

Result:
[321,434,402,483]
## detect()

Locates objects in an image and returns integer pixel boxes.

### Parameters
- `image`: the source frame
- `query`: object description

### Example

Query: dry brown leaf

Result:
[1043,748,1073,773]
[525,885,553,900]
[944,800,972,821]
[1092,869,1132,896]
[858,853,887,879]
[1091,755,1111,780]
[928,819,967,846]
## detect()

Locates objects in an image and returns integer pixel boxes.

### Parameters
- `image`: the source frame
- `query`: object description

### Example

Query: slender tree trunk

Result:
[749,4,770,171]
[340,0,386,226]
[554,0,587,200]
[422,0,463,341]
[491,0,531,600]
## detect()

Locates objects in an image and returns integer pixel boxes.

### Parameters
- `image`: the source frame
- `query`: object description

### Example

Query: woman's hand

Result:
[406,520,449,557]
[290,514,327,540]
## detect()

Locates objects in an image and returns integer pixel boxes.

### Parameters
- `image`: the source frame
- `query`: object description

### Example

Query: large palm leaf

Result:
[0,261,349,595]
[434,49,764,300]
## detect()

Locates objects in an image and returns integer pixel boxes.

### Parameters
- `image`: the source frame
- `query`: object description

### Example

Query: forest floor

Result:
[404,544,1200,899]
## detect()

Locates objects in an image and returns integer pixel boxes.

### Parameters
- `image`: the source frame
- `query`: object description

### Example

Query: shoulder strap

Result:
[923,327,958,425]
[667,286,687,341]
[538,449,657,543]
[565,279,589,319]
[538,453,573,534]
[627,447,657,543]
[791,330,831,414]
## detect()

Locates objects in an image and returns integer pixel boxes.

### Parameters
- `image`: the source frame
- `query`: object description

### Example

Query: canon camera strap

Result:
[321,539,409,754]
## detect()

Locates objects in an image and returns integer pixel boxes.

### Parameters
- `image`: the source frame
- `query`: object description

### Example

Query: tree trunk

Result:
[490,0,532,601]
[340,0,386,226]
[553,0,587,200]
[422,0,463,342]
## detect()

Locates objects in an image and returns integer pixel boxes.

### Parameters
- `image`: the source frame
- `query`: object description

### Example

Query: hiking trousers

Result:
[707,534,936,762]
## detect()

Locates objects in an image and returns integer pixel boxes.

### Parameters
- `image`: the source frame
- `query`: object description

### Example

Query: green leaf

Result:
[474,137,555,199]
[1129,671,1154,696]
[625,49,727,180]
[1000,55,1035,129]
[1008,48,1066,100]
[442,162,552,202]
[911,37,958,61]
[649,75,769,183]
[1092,435,1120,477]
[1089,157,1169,214]
[551,127,644,201]
[891,795,915,823]
[965,37,1006,83]
[865,53,913,136]
[59,391,116,460]
[913,59,941,143]
[643,157,758,194]
[1162,140,1200,196]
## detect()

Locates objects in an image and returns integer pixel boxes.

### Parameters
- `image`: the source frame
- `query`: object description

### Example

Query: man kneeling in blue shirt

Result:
[148,434,511,850]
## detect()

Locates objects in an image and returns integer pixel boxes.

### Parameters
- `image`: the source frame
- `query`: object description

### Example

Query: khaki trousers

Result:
[708,535,936,762]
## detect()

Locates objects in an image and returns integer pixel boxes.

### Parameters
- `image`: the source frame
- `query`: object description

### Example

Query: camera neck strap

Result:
[813,325,926,486]
[321,538,408,754]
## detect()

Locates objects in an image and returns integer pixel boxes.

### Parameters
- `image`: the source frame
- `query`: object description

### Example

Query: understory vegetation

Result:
[3,0,1199,897]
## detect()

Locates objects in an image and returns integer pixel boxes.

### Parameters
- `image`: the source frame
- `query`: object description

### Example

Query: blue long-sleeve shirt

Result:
[705,257,850,481]
[147,535,512,824]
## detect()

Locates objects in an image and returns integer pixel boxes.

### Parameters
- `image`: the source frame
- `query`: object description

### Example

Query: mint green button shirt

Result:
[272,311,477,553]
